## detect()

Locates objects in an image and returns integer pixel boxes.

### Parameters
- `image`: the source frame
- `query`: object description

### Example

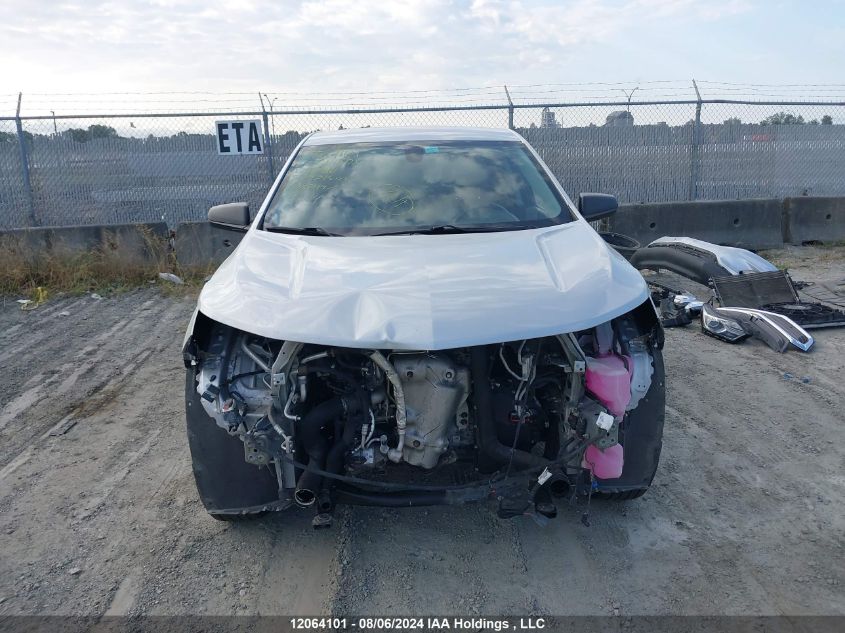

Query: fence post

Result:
[689,80,703,201]
[504,85,514,130]
[14,92,37,226]
[258,92,275,186]
[262,110,274,186]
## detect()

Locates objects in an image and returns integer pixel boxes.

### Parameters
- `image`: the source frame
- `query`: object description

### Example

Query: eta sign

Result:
[216,120,264,155]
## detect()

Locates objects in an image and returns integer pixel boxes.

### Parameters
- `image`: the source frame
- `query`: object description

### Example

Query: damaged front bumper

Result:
[183,297,666,524]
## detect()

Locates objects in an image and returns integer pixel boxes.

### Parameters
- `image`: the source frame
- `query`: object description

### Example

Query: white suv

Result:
[182,127,665,525]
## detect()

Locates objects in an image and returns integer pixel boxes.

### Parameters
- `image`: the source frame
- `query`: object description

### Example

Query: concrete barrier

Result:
[7,197,843,271]
[784,197,845,245]
[611,199,784,250]
[0,223,169,264]
[174,222,244,268]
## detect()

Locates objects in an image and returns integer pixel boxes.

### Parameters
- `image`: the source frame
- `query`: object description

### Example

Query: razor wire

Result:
[1,93,844,228]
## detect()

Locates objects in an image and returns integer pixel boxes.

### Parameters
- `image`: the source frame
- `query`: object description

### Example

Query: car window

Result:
[262,140,573,235]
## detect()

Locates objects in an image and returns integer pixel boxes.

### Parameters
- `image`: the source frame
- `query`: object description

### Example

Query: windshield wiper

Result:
[374,224,515,236]
[264,226,341,237]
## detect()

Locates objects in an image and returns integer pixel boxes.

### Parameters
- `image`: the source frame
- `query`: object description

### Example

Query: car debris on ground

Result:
[618,235,844,354]
[157,272,184,285]
[711,270,845,329]
[17,287,48,311]
[629,236,778,284]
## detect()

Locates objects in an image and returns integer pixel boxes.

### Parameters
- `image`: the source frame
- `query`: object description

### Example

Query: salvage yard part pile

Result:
[711,270,845,329]
[627,236,845,353]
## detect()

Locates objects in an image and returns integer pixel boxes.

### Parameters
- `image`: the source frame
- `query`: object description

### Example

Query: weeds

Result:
[0,227,213,299]
[757,250,790,271]
[758,244,845,272]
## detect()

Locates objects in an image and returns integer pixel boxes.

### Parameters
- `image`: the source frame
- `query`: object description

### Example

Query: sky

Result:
[2,0,844,116]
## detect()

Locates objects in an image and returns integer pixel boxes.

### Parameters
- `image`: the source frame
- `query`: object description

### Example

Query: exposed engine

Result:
[188,302,660,523]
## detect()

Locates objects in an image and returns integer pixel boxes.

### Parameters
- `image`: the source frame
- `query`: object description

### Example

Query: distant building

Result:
[540,107,560,128]
[605,110,634,127]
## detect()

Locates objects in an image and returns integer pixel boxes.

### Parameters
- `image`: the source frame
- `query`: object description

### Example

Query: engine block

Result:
[393,353,469,469]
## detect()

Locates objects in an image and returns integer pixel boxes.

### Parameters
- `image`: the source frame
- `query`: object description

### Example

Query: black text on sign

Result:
[216,120,264,155]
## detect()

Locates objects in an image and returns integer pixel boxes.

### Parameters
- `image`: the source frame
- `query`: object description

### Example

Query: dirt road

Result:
[1,247,843,616]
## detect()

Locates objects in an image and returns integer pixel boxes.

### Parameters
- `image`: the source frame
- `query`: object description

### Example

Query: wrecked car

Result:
[182,127,665,525]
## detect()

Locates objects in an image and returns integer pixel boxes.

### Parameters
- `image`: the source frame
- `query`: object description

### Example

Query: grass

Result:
[0,227,212,300]
[756,250,790,271]
[758,243,845,272]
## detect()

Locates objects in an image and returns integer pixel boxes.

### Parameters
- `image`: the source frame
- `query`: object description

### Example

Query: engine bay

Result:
[186,300,662,524]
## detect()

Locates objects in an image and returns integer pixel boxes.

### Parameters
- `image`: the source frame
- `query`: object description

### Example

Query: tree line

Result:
[0,114,838,146]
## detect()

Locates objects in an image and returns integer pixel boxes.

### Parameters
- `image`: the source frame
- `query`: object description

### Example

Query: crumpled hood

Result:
[198,222,648,350]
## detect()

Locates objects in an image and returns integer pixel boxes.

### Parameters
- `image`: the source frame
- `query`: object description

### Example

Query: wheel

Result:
[185,367,281,518]
[592,347,666,501]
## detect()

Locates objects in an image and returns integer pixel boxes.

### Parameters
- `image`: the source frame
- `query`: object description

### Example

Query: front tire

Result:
[593,347,666,501]
[185,367,282,518]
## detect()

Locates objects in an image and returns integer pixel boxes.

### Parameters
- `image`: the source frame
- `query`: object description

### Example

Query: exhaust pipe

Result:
[293,477,318,507]
[312,489,334,528]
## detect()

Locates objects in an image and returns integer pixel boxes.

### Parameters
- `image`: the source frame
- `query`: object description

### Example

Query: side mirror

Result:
[208,202,251,231]
[578,193,618,221]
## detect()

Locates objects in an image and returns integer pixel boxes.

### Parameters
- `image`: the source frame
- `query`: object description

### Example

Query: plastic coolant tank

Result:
[584,354,632,417]
[582,443,624,480]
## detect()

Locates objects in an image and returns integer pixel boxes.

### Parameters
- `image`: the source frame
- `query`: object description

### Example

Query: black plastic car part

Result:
[716,307,814,352]
[800,280,845,310]
[724,311,790,352]
[650,289,692,328]
[630,244,732,285]
[761,302,845,328]
[185,367,286,518]
[600,232,640,261]
[712,271,845,329]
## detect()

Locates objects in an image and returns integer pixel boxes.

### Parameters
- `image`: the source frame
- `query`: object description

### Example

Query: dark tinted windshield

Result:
[262,140,573,235]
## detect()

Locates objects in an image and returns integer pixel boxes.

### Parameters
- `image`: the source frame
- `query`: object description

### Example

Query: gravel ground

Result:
[0,246,843,617]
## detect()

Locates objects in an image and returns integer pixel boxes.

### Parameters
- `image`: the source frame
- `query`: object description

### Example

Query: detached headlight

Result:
[700,304,749,343]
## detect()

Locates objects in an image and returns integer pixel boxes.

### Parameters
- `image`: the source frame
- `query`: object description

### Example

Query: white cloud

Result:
[0,0,776,112]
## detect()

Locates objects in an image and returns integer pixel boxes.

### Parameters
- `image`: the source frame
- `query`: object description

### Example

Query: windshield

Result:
[261,140,573,235]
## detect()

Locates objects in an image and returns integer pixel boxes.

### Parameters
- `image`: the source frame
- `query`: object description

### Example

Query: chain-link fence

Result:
[2,97,844,228]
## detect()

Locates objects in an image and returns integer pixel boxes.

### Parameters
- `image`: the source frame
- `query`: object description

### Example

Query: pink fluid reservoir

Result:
[582,444,624,479]
[583,353,630,479]
[584,354,632,417]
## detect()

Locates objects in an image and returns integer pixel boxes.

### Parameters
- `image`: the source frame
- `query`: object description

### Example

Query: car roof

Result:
[302,126,523,146]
